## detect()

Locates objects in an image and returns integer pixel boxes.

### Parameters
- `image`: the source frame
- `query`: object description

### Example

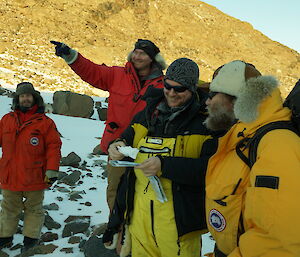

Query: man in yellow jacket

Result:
[104,58,218,256]
[204,60,300,256]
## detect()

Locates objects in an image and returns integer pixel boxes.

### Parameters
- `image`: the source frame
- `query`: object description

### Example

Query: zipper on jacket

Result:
[125,170,131,224]
[177,238,181,256]
[150,200,158,246]
[214,178,243,206]
[144,181,150,194]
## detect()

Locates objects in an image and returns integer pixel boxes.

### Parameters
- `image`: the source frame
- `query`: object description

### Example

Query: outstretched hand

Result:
[50,41,71,57]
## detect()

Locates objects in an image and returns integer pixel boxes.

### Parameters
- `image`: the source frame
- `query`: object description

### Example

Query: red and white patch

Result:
[209,209,226,232]
[30,137,39,146]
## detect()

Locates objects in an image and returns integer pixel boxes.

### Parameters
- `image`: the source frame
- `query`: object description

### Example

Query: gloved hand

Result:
[44,170,59,186]
[102,227,119,250]
[50,41,78,64]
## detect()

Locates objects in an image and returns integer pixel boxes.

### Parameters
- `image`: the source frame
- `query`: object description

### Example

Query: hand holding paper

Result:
[117,146,139,159]
[138,157,168,203]
[137,156,161,177]
[108,141,126,160]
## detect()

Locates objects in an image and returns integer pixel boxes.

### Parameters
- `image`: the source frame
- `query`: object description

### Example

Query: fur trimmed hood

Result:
[234,75,279,123]
[127,51,167,70]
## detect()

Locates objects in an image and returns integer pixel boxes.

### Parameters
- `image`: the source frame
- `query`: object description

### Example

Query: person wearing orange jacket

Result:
[204,60,300,256]
[0,82,62,252]
[50,39,166,211]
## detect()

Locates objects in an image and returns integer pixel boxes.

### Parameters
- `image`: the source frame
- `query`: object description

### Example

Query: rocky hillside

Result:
[0,0,299,96]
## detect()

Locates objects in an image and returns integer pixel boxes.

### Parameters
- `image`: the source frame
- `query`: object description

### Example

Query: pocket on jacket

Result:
[245,187,278,231]
[110,91,132,107]
[0,159,9,184]
[24,162,44,185]
[2,131,15,154]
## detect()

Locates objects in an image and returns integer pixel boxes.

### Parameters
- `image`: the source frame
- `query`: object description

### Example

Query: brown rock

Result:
[68,236,81,244]
[60,247,73,253]
[41,232,59,242]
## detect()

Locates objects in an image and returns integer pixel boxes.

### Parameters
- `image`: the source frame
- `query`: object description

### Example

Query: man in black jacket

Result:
[104,58,217,257]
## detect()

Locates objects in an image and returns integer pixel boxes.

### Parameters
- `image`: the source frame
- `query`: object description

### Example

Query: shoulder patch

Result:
[255,175,279,189]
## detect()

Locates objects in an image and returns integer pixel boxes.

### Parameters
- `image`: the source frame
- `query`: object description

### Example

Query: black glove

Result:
[48,177,58,186]
[50,41,78,64]
[102,228,117,243]
[50,41,71,57]
[102,227,119,249]
[44,170,58,186]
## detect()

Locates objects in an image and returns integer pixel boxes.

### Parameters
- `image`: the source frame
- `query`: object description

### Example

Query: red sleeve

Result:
[0,117,3,147]
[45,120,62,171]
[69,53,114,91]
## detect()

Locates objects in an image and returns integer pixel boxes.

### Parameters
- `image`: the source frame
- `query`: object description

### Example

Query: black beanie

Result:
[134,39,160,60]
[165,58,199,92]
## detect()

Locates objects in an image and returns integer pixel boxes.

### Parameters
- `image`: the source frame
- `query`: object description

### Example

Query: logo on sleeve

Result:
[209,209,226,232]
[30,137,39,146]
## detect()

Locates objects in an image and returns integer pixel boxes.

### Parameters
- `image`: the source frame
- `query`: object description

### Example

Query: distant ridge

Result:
[0,0,299,96]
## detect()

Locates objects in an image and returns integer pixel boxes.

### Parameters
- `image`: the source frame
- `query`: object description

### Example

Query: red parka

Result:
[70,54,164,152]
[0,111,62,191]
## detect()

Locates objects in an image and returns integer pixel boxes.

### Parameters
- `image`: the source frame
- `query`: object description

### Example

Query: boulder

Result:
[68,236,81,244]
[62,216,90,238]
[60,170,82,186]
[97,108,107,121]
[60,152,81,167]
[41,232,59,242]
[53,91,94,118]
[17,244,58,256]
[44,213,61,230]
[43,203,59,211]
[0,250,9,257]
[82,236,118,257]
[95,101,108,121]
[91,223,107,236]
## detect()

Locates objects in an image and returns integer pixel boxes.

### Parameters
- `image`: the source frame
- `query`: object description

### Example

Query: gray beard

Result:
[204,106,236,131]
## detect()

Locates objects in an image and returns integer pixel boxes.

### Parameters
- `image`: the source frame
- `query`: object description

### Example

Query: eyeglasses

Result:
[164,81,188,93]
[208,91,218,99]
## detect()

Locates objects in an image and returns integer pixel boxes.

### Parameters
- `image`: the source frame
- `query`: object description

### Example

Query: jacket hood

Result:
[127,52,167,70]
[234,75,279,123]
[220,87,291,151]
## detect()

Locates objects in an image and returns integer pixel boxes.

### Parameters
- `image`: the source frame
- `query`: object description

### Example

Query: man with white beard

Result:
[204,60,300,257]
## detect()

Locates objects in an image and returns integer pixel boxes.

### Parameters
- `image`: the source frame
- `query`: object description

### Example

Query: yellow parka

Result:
[206,88,300,257]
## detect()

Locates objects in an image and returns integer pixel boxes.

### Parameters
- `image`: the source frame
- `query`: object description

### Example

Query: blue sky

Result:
[200,0,300,53]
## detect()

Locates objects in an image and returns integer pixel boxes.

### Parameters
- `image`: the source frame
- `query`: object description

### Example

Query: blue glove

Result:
[50,41,78,64]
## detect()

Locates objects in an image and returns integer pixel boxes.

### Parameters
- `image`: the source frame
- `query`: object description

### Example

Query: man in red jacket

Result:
[0,82,62,252]
[51,39,166,211]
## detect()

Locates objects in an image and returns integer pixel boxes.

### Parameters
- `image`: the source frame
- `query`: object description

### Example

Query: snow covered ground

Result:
[0,83,215,256]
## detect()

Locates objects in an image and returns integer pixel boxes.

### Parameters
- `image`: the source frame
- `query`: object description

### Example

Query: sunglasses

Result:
[208,91,218,99]
[164,81,188,93]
